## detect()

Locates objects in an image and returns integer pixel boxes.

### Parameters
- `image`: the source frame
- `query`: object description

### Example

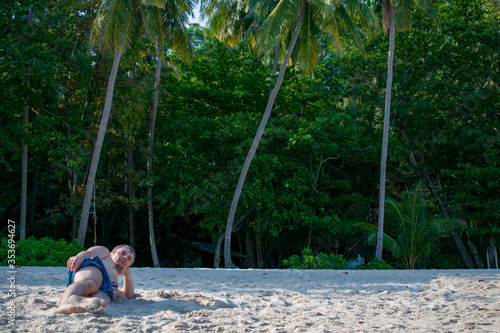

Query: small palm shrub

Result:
[357,182,462,269]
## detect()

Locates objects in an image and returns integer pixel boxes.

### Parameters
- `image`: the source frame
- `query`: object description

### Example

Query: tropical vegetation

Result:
[1,0,498,269]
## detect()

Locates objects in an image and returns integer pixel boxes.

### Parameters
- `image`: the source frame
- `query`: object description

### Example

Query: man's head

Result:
[110,245,135,273]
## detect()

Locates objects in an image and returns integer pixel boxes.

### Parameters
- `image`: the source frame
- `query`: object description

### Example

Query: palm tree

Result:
[77,0,163,246]
[142,0,193,267]
[201,0,251,45]
[375,0,438,261]
[20,7,35,240]
[361,182,460,269]
[222,0,377,267]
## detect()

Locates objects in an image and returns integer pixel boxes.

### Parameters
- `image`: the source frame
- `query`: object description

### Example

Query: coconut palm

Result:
[201,0,252,45]
[20,7,35,240]
[77,0,173,246]
[142,0,193,266]
[361,182,461,269]
[222,0,377,267]
[375,0,439,261]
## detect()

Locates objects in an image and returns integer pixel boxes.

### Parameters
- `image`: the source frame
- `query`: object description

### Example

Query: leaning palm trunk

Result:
[147,55,162,267]
[223,0,307,268]
[20,8,34,240]
[77,48,124,246]
[375,3,395,260]
[20,106,28,240]
[128,135,135,247]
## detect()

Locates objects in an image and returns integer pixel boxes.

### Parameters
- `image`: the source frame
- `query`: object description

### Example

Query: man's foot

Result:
[68,295,108,313]
[53,303,86,314]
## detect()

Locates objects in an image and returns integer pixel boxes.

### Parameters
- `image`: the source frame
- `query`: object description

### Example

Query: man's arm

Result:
[66,246,110,271]
[115,268,134,299]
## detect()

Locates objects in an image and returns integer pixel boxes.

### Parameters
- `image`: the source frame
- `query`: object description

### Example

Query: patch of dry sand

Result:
[1,267,499,332]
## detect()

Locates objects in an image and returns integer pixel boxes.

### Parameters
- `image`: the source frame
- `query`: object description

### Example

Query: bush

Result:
[354,258,394,270]
[0,236,84,267]
[283,248,347,269]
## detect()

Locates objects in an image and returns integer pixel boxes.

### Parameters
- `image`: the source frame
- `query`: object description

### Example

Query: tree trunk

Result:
[375,3,395,260]
[78,48,124,246]
[214,231,225,268]
[45,164,51,214]
[20,103,28,240]
[147,55,163,267]
[486,235,498,269]
[29,165,39,226]
[20,8,34,240]
[424,175,476,268]
[398,124,479,269]
[65,148,79,239]
[467,235,484,268]
[244,225,256,268]
[223,0,307,268]
[255,224,264,268]
[271,42,280,76]
[382,0,391,35]
[128,136,135,247]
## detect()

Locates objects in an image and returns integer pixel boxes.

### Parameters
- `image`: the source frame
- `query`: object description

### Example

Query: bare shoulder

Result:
[86,246,111,259]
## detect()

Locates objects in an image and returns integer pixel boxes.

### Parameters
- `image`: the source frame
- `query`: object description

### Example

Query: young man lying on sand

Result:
[54,245,135,314]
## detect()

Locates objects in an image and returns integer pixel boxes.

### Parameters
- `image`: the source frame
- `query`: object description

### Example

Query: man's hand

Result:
[66,253,86,271]
[121,267,134,299]
[123,267,132,278]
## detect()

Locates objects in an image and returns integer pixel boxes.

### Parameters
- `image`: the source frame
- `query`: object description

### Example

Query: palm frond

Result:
[91,0,142,53]
[347,0,379,34]
[143,0,193,62]
[258,0,300,52]
[316,1,341,54]
[417,0,439,29]
[295,2,322,75]
[395,0,413,30]
[337,4,366,57]
[356,221,402,256]
[142,0,165,9]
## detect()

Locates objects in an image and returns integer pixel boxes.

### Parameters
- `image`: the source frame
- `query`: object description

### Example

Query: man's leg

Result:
[54,266,107,314]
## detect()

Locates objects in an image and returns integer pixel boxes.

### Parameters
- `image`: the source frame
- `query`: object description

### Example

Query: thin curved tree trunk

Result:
[224,0,307,268]
[78,48,124,246]
[244,225,256,268]
[486,235,498,269]
[147,55,162,267]
[128,133,135,247]
[20,8,34,240]
[254,224,263,268]
[29,165,39,226]
[375,3,395,260]
[271,42,280,76]
[20,104,28,240]
[424,174,476,268]
[214,231,225,268]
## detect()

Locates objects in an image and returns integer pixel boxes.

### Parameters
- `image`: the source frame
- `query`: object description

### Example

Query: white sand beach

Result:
[1,267,499,332]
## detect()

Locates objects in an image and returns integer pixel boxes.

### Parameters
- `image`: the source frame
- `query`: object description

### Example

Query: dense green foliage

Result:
[0,236,84,266]
[283,248,348,269]
[356,259,394,270]
[1,0,498,268]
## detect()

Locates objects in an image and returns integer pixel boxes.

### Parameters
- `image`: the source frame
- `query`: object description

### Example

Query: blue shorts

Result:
[66,256,115,302]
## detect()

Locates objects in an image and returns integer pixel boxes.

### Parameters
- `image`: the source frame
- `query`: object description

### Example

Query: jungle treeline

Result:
[1,0,499,269]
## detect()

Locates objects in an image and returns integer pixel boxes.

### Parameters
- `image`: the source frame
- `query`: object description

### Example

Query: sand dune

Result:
[2,267,499,332]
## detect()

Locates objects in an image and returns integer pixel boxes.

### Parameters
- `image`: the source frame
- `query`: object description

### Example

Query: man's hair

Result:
[112,245,136,266]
